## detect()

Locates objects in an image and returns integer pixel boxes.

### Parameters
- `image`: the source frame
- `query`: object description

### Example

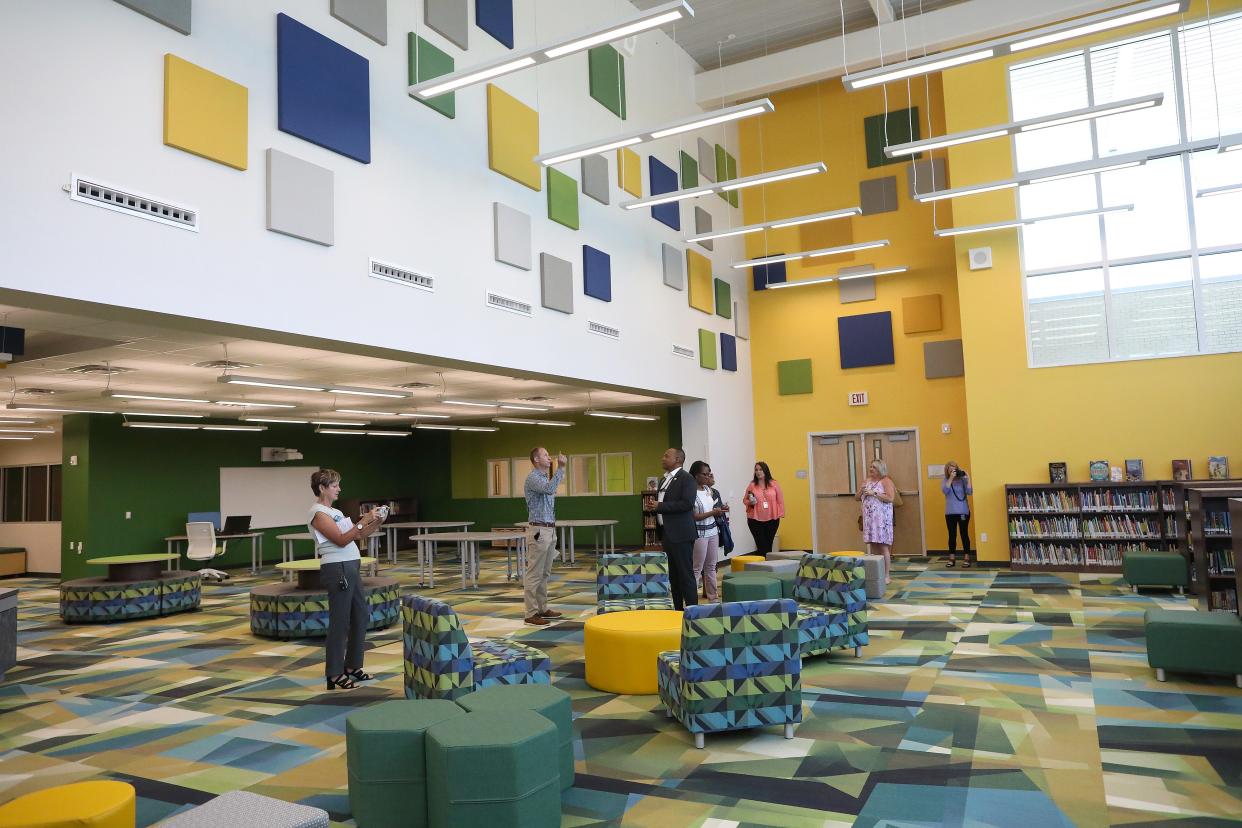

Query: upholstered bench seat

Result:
[721,573,782,602]
[1144,608,1242,686]
[457,684,575,791]
[1124,551,1188,592]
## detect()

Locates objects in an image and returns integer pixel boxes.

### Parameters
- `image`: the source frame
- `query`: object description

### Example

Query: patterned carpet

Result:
[3,554,1241,826]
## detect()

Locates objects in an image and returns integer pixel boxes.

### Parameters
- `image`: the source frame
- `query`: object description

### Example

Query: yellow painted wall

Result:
[942,0,1242,561]
[739,78,971,553]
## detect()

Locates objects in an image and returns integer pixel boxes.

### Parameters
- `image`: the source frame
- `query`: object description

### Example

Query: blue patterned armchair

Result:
[793,553,869,658]
[657,598,802,749]
[402,594,551,700]
[596,552,676,614]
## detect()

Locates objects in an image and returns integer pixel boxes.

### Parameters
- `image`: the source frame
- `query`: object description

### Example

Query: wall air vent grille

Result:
[671,344,695,359]
[588,321,620,340]
[68,174,198,230]
[485,293,533,317]
[370,259,434,292]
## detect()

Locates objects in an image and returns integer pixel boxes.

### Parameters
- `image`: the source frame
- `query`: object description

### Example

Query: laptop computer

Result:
[221,515,251,535]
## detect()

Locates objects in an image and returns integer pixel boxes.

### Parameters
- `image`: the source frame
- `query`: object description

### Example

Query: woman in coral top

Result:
[743,461,785,557]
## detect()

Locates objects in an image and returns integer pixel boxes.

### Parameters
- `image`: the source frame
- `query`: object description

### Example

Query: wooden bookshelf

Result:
[1187,487,1241,612]
[641,489,661,551]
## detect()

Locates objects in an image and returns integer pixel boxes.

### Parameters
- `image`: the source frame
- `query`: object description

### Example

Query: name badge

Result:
[760,501,769,509]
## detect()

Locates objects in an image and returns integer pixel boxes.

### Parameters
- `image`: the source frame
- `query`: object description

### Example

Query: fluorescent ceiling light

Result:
[586,411,625,419]
[766,275,835,289]
[933,218,1027,237]
[315,428,369,435]
[621,163,826,210]
[1219,133,1242,153]
[838,266,908,280]
[1197,182,1242,198]
[685,207,860,244]
[537,420,575,427]
[0,418,36,424]
[311,420,370,426]
[1026,159,1141,184]
[104,391,211,403]
[842,1,1188,90]
[536,99,773,166]
[0,426,55,433]
[415,424,458,431]
[916,180,1019,203]
[124,411,206,418]
[410,1,692,98]
[934,204,1135,236]
[458,426,499,432]
[916,155,1150,203]
[217,375,323,392]
[494,418,575,426]
[497,403,551,411]
[201,424,266,432]
[334,408,416,417]
[123,422,200,430]
[366,430,410,436]
[325,385,411,399]
[214,400,297,409]
[733,240,889,269]
[442,399,498,408]
[239,417,310,424]
[0,436,34,440]
[5,404,115,414]
[622,414,659,421]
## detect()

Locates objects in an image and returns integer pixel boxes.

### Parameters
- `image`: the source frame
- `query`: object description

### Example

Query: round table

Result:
[409,531,526,589]
[276,533,314,580]
[275,556,378,590]
[383,521,475,564]
[63,556,200,623]
[583,610,683,694]
[516,519,618,564]
[85,553,181,581]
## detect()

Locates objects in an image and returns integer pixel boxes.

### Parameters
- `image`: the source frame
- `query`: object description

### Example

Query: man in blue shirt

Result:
[524,446,567,626]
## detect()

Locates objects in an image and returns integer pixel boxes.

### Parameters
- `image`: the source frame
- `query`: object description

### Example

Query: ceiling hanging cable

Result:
[899,0,920,208]
[917,0,942,231]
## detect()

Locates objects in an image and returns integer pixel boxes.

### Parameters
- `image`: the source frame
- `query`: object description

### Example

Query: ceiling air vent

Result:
[588,321,620,340]
[671,344,695,359]
[395,381,435,389]
[68,174,198,231]
[65,364,133,375]
[520,395,554,402]
[370,258,434,292]
[193,360,258,370]
[17,388,57,396]
[485,292,533,317]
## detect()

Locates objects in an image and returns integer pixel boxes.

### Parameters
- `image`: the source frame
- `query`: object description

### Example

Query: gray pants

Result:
[321,559,367,677]
[524,527,557,617]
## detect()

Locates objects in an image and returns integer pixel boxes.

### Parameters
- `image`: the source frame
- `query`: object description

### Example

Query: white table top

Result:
[410,531,526,542]
[276,532,314,541]
[386,521,475,529]
[517,519,619,528]
[164,531,264,540]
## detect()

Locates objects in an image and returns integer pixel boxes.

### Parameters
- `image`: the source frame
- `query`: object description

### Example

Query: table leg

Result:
[569,527,576,565]
[459,541,468,590]
[557,527,566,564]
[610,524,616,554]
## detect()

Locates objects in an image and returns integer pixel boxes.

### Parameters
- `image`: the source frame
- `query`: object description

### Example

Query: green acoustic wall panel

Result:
[777,359,813,395]
[715,145,739,207]
[588,44,626,119]
[679,150,698,188]
[864,106,921,168]
[408,34,455,118]
[714,278,731,319]
[698,329,717,370]
[547,167,580,230]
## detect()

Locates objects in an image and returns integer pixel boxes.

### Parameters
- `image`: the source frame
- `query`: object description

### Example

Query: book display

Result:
[641,488,661,551]
[1125,459,1144,481]
[1089,460,1109,481]
[1186,487,1241,612]
[1172,459,1192,481]
[1048,462,1068,484]
[1208,456,1230,480]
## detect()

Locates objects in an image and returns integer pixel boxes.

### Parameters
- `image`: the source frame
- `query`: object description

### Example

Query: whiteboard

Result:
[220,466,317,530]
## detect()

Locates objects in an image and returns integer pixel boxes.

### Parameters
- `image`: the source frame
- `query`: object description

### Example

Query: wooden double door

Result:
[811,430,924,556]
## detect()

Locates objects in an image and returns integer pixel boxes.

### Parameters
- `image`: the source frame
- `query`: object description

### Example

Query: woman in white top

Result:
[689,460,726,602]
[309,468,384,691]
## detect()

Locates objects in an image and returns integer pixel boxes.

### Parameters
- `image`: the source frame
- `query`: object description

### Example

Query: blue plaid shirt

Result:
[525,466,565,524]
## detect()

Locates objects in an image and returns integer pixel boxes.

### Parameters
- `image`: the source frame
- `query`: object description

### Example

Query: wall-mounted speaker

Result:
[968,247,993,271]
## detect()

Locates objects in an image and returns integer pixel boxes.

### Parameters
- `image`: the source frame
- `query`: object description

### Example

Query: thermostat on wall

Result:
[968,247,993,271]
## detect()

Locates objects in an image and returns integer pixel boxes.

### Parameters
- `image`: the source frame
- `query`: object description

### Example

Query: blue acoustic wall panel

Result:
[583,245,612,302]
[277,13,371,164]
[476,0,514,48]
[720,332,737,372]
[752,259,786,290]
[838,311,895,369]
[648,156,680,231]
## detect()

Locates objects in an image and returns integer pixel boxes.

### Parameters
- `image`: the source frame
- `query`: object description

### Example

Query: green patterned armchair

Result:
[596,551,675,614]
[793,553,869,658]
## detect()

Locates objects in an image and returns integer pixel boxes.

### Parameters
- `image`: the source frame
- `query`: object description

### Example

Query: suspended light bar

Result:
[685,206,860,244]
[843,0,1188,90]
[202,424,267,432]
[364,430,412,436]
[585,411,661,421]
[933,204,1134,237]
[5,404,115,415]
[496,403,552,411]
[733,240,889,270]
[838,266,908,280]
[0,436,34,441]
[766,266,910,289]
[325,385,411,399]
[239,417,311,424]
[536,99,773,166]
[885,94,1163,158]
[311,420,370,427]
[124,411,207,418]
[0,418,36,424]
[104,391,211,403]
[458,426,500,432]
[620,162,826,210]
[915,154,1151,203]
[1219,132,1242,153]
[415,424,458,431]
[217,375,323,392]
[410,0,693,98]
[442,399,498,408]
[1197,182,1242,198]
[315,428,368,435]
[0,426,55,433]
[1026,159,1141,185]
[334,408,451,419]
[494,418,575,426]
[213,400,297,409]
[123,422,200,430]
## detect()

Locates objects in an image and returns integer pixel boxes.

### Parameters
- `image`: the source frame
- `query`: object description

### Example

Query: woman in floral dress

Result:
[856,459,895,585]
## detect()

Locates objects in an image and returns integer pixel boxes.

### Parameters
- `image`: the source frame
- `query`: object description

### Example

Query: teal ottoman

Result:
[346,699,465,828]
[722,573,782,602]
[1123,551,1188,593]
[457,683,575,790]
[426,709,561,828]
[1144,608,1242,686]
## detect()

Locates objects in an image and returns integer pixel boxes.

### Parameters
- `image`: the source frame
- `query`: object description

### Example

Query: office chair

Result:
[186,521,230,581]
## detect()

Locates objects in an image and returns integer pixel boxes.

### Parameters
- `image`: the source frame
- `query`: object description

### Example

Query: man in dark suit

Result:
[655,447,698,610]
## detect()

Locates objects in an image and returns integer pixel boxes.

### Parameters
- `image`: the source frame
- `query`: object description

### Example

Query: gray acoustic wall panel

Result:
[266,148,334,246]
[112,0,191,34]
[540,253,574,314]
[582,154,609,205]
[838,265,877,303]
[907,157,947,198]
[331,0,387,45]
[925,339,965,379]
[493,202,532,270]
[697,137,716,182]
[860,176,898,215]
[425,0,468,49]
[734,297,750,340]
[694,207,713,250]
[661,243,685,290]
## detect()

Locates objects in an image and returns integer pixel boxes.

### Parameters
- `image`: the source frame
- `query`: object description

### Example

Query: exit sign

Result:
[848,391,868,406]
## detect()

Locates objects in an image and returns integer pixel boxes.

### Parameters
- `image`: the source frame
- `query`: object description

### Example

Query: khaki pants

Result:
[524,526,557,617]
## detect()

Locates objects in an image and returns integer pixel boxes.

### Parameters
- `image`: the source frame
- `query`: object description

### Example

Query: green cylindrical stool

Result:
[457,683,575,790]
[346,699,465,828]
[426,709,561,828]
[722,573,782,602]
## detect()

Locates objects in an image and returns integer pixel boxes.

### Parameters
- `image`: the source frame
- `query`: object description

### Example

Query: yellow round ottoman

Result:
[0,781,135,828]
[584,610,682,694]
[730,555,765,572]
[827,550,864,557]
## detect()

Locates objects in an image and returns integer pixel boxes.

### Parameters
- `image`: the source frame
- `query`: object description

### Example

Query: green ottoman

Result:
[1123,551,1188,593]
[426,709,561,828]
[457,684,575,791]
[1145,609,1242,686]
[722,573,782,602]
[346,699,465,828]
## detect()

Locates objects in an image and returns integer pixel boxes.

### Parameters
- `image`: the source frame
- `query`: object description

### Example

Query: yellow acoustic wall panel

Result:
[486,83,541,190]
[902,294,942,334]
[617,147,642,197]
[686,249,714,314]
[163,54,248,170]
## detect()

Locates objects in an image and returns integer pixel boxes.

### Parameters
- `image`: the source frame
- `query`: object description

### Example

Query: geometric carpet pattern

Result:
[3,558,1241,826]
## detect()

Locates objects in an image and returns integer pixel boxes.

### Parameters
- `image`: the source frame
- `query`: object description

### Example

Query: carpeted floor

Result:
[3,554,1241,826]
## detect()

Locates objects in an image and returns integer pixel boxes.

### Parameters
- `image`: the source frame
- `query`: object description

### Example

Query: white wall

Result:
[0,0,757,551]
[0,434,62,573]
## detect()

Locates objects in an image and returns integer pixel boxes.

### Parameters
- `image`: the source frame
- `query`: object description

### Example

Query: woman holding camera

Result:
[309,468,385,690]
[941,461,973,567]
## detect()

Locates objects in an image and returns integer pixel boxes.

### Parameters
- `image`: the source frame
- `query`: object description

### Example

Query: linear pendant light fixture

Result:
[217,375,411,399]
[1219,132,1242,152]
[103,391,211,404]
[915,154,1150,203]
[685,206,861,244]
[621,162,826,210]
[842,0,1188,90]
[933,204,1134,237]
[410,0,693,99]
[885,94,1163,158]
[765,266,910,289]
[733,239,889,270]
[536,99,773,166]
[1196,182,1242,198]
